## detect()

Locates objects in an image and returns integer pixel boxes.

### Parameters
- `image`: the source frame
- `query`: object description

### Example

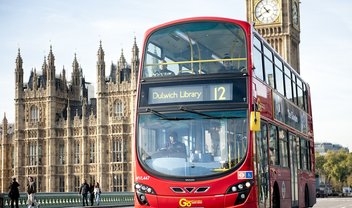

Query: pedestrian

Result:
[89,182,95,206]
[79,179,89,206]
[27,176,39,208]
[93,182,101,206]
[8,177,20,208]
[153,60,175,77]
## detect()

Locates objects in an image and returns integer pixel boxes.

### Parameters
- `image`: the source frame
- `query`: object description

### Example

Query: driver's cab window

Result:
[137,110,248,178]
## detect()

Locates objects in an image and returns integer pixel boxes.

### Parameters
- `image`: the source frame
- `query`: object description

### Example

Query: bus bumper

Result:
[135,191,257,208]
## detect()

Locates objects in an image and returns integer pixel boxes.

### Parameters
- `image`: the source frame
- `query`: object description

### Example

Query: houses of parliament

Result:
[0,39,139,193]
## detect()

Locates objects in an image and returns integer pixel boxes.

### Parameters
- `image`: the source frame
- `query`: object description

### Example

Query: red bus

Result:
[134,17,315,208]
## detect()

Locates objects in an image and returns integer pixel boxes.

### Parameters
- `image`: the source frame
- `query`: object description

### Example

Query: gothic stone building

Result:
[0,39,139,193]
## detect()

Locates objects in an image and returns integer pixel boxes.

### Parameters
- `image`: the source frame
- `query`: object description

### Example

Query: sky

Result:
[0,0,352,150]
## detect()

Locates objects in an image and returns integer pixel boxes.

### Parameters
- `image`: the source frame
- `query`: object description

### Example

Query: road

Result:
[314,197,352,208]
[120,198,352,208]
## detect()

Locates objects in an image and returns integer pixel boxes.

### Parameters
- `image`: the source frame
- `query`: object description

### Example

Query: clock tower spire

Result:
[246,0,301,73]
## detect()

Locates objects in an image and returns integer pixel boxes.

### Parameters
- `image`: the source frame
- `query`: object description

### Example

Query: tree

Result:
[315,153,326,176]
[319,150,351,191]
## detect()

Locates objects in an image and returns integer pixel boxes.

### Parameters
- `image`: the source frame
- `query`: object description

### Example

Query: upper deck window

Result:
[143,21,247,78]
[274,56,284,95]
[253,44,264,80]
[263,45,274,88]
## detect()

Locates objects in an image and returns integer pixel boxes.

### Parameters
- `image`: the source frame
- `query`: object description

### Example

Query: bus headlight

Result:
[226,180,253,194]
[135,182,156,194]
[226,180,254,205]
[135,182,156,205]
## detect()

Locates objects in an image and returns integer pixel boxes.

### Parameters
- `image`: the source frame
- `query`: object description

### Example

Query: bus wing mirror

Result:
[250,111,260,131]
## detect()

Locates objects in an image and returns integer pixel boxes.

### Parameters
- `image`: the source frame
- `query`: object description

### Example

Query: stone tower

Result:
[246,0,301,73]
[0,114,14,191]
[1,39,139,193]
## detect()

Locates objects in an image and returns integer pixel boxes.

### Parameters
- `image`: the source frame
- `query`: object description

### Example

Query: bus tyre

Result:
[305,185,310,207]
[272,184,280,208]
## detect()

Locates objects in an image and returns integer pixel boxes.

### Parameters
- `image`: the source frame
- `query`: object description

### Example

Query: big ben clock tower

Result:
[246,0,301,73]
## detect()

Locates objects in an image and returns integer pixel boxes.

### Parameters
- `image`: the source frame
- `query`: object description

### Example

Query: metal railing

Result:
[0,192,134,208]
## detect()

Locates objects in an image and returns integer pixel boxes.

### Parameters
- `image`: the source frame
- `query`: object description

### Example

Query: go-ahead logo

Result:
[179,198,203,207]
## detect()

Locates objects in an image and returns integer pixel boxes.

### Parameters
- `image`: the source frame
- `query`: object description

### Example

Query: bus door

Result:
[289,133,299,207]
[255,121,270,208]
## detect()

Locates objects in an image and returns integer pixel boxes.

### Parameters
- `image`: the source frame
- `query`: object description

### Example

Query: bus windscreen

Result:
[137,110,248,178]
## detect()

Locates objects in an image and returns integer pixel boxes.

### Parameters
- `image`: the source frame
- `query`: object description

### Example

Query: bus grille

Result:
[170,186,210,193]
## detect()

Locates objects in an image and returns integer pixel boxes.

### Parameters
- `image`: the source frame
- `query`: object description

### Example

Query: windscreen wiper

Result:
[179,106,216,119]
[146,108,192,120]
[179,106,244,119]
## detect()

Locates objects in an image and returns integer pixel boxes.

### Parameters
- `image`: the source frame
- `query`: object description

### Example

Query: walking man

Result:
[79,179,89,206]
[8,178,20,208]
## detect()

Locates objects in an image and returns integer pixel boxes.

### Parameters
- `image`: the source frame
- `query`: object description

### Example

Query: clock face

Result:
[292,2,299,26]
[255,0,280,24]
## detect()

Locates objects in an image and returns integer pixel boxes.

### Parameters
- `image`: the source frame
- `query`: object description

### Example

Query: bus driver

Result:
[159,132,187,158]
[165,132,185,152]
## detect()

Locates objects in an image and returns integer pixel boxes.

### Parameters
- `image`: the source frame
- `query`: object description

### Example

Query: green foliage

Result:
[315,153,326,175]
[316,149,352,191]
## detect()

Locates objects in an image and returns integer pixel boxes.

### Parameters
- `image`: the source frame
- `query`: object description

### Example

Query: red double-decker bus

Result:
[134,17,315,208]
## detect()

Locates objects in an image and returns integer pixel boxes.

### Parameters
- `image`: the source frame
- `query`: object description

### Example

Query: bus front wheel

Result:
[305,185,310,207]
[272,183,280,208]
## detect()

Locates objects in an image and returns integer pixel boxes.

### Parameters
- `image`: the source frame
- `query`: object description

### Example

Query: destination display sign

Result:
[148,83,233,104]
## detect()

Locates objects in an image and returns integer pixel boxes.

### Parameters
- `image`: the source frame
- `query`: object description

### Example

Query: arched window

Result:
[112,139,123,162]
[90,142,96,163]
[30,106,39,122]
[112,173,128,192]
[74,176,81,192]
[59,176,65,192]
[114,101,124,118]
[29,142,37,166]
[74,141,80,164]
[59,143,65,165]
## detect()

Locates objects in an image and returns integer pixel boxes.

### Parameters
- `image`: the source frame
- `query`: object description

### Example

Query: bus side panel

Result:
[298,171,308,208]
[298,170,316,207]
[309,172,317,206]
[270,167,291,207]
[308,115,314,139]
